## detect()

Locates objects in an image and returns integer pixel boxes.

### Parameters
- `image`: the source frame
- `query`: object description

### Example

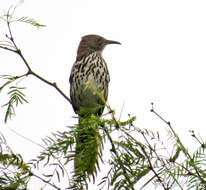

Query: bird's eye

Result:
[96,38,102,45]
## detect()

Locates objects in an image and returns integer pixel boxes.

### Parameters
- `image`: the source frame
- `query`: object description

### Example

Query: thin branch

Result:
[121,128,168,190]
[0,74,27,92]
[8,127,44,149]
[150,103,206,184]
[102,125,135,190]
[29,70,71,103]
[0,11,72,105]
[106,104,120,129]
[119,101,125,121]
[0,45,17,53]
[30,172,61,190]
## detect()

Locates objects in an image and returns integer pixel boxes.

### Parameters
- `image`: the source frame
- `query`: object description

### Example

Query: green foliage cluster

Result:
[74,115,103,179]
[0,133,30,190]
[0,75,28,123]
[2,86,28,123]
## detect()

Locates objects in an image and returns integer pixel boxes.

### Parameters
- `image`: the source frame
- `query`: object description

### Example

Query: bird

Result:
[69,34,121,178]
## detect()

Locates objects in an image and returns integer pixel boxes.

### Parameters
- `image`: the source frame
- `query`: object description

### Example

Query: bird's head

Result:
[76,34,121,61]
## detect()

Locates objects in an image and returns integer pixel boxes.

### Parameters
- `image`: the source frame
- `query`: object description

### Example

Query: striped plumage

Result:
[70,34,121,116]
[70,51,110,116]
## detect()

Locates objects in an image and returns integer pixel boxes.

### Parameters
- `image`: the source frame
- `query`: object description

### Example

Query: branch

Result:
[102,125,135,190]
[29,70,71,103]
[0,10,72,105]
[0,45,17,53]
[121,128,168,190]
[150,103,206,185]
[30,172,61,190]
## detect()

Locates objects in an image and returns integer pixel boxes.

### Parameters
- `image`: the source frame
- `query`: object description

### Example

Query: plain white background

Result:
[1,0,206,189]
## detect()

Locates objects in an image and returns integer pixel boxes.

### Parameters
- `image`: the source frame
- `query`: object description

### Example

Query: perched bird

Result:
[69,34,120,177]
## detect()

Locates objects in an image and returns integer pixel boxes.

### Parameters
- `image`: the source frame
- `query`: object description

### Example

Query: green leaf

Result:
[16,16,46,28]
[2,86,28,123]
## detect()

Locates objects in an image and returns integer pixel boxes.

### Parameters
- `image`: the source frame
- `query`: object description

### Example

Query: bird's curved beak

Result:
[105,39,121,45]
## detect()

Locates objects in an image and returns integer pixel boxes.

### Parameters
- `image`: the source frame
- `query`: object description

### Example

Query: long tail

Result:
[74,115,102,180]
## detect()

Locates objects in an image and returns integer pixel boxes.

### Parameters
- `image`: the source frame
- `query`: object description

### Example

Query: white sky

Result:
[1,0,206,189]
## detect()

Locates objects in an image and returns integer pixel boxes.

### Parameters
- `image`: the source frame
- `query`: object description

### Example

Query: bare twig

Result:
[0,45,17,53]
[0,9,72,105]
[30,172,61,190]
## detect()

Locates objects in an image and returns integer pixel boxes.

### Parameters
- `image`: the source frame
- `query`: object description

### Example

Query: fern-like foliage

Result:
[0,133,31,190]
[15,16,46,28]
[28,115,138,190]
[0,75,21,92]
[0,74,29,123]
[0,6,46,29]
[29,129,75,189]
[110,138,149,189]
[74,115,103,180]
[2,86,28,123]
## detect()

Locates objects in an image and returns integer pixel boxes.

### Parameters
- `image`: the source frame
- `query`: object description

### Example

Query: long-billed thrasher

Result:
[69,34,121,177]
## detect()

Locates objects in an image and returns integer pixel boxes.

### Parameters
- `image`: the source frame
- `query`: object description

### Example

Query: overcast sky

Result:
[1,0,206,189]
